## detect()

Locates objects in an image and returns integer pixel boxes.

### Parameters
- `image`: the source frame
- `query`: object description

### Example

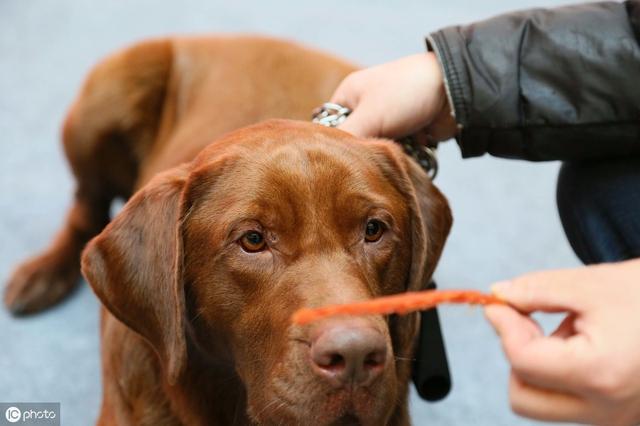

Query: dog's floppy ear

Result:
[403,157,452,291]
[81,165,189,385]
[368,141,452,291]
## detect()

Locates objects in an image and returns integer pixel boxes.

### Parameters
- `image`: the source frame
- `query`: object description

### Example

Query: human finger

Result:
[486,304,590,392]
[491,268,594,314]
[336,105,382,138]
[551,313,577,339]
[508,374,594,423]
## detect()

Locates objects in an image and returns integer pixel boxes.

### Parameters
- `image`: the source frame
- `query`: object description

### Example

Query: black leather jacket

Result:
[427,1,640,161]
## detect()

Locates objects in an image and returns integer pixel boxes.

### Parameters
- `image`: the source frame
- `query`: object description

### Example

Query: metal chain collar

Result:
[311,102,438,180]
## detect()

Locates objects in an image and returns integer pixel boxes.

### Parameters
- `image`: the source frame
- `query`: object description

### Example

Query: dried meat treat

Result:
[292,289,504,325]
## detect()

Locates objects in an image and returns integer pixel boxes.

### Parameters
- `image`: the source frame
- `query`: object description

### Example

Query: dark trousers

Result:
[557,158,640,264]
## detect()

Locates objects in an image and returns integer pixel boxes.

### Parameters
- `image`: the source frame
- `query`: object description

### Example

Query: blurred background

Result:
[1,0,587,424]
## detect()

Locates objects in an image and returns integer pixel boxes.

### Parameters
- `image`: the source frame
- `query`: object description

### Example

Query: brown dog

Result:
[5,36,451,425]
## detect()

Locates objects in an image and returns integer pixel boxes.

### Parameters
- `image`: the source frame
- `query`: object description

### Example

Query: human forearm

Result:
[428,1,640,160]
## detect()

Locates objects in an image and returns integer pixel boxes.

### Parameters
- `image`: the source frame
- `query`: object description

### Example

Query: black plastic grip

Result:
[412,281,452,402]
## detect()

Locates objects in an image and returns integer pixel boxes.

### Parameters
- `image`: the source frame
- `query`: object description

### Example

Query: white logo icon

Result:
[5,406,21,423]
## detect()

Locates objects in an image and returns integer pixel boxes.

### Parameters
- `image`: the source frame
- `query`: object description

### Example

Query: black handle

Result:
[412,281,452,402]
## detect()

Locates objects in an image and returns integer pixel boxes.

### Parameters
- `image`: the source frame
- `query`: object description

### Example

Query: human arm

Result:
[332,1,640,160]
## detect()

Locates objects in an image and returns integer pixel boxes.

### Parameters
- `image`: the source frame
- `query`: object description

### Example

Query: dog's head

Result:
[82,119,451,425]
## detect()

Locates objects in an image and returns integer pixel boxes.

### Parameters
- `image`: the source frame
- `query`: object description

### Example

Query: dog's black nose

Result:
[310,321,388,388]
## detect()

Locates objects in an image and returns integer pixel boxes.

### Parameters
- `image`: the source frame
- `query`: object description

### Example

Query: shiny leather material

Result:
[428,1,640,160]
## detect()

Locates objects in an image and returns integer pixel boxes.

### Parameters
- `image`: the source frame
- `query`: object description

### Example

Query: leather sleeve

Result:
[427,1,640,161]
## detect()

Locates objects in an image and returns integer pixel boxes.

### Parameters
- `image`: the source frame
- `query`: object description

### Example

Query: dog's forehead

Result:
[228,137,400,204]
[187,123,409,227]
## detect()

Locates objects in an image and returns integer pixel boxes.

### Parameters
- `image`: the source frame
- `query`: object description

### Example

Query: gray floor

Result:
[1,0,586,424]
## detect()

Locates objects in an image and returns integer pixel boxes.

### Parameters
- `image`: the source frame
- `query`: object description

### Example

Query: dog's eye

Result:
[240,231,266,252]
[364,220,385,242]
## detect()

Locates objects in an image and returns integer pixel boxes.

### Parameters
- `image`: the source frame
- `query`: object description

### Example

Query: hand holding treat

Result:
[485,260,640,425]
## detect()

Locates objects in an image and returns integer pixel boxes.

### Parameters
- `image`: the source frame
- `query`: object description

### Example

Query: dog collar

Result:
[312,102,439,180]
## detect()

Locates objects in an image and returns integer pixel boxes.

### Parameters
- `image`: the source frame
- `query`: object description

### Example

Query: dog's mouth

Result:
[329,413,362,426]
[326,390,383,426]
[250,388,385,426]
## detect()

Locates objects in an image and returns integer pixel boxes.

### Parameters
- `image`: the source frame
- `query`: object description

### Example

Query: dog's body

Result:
[5,36,451,425]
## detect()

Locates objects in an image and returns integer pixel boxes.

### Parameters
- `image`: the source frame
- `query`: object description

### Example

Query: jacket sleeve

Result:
[427,1,640,161]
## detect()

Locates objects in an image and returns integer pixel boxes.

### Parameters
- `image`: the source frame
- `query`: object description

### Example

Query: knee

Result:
[557,161,609,264]
[556,159,640,264]
[556,162,600,222]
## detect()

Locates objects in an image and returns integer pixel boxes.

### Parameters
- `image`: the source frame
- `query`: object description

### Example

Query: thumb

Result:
[485,304,543,344]
[492,268,592,314]
[337,104,382,138]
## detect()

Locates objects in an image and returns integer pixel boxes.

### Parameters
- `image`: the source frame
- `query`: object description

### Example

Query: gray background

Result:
[1,0,587,424]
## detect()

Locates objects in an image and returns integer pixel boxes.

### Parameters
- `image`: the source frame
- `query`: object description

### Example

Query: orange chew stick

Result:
[291,289,504,325]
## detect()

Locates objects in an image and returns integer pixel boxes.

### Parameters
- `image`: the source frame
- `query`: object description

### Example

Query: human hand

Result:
[330,53,457,141]
[485,259,640,425]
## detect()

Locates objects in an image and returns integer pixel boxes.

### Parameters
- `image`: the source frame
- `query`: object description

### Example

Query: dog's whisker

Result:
[253,398,280,420]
